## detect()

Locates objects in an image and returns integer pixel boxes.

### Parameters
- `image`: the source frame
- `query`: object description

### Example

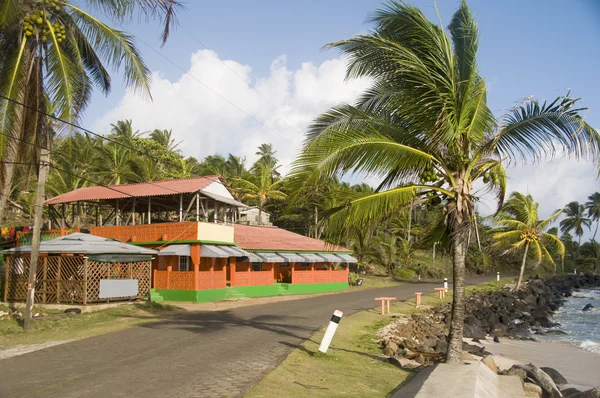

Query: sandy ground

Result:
[0,339,79,360]
[476,337,600,390]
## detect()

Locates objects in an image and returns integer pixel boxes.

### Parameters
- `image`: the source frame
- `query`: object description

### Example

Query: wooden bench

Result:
[375,297,397,315]
[434,287,448,299]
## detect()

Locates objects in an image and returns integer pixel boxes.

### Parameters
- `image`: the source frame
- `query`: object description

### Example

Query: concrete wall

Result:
[197,222,234,243]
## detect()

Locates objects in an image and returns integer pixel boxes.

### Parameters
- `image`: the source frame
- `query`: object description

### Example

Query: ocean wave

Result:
[580,340,600,354]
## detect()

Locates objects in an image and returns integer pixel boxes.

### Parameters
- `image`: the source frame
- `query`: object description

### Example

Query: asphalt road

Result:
[0,276,492,398]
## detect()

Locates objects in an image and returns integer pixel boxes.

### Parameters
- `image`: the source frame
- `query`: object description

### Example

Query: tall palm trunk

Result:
[516,242,530,290]
[446,223,467,364]
[593,222,599,242]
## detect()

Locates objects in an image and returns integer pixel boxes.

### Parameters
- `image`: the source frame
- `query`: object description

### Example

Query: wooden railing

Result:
[292,269,349,284]
[154,269,227,290]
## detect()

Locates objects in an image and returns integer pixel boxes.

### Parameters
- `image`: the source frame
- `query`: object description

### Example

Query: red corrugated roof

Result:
[234,224,350,252]
[44,176,223,205]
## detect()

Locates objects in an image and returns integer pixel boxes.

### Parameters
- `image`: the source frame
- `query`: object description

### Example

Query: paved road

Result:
[0,277,492,398]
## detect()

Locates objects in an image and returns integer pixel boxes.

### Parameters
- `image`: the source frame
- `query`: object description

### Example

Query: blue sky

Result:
[85,0,600,235]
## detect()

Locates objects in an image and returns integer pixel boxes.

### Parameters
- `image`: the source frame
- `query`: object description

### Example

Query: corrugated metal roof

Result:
[2,233,157,255]
[234,224,350,253]
[44,176,224,205]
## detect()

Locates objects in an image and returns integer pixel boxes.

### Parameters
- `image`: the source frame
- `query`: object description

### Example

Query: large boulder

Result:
[540,367,568,385]
[514,363,562,398]
[571,388,600,398]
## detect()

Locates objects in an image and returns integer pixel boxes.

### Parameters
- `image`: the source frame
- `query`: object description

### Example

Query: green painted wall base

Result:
[151,282,348,303]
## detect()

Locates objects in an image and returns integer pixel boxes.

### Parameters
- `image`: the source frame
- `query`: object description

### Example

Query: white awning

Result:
[336,254,358,263]
[299,253,326,263]
[256,252,286,263]
[219,246,251,257]
[319,253,344,262]
[158,244,190,256]
[276,253,306,263]
[200,190,248,208]
[200,245,231,258]
[237,252,262,263]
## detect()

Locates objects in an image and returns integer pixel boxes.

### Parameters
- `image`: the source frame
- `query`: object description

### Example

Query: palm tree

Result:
[560,201,591,245]
[254,143,280,177]
[366,233,399,275]
[95,142,137,185]
[491,192,565,289]
[291,1,598,363]
[234,163,287,226]
[150,129,181,153]
[0,0,181,224]
[585,192,600,241]
[580,240,600,273]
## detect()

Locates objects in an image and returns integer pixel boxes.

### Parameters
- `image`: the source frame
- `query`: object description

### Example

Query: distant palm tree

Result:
[585,192,600,241]
[366,233,399,275]
[95,142,136,185]
[580,240,600,273]
[292,1,598,363]
[150,129,181,153]
[491,192,564,289]
[234,163,286,226]
[560,201,591,245]
[254,143,280,177]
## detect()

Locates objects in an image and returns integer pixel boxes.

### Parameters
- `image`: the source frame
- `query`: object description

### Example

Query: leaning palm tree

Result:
[560,201,591,245]
[291,1,599,363]
[234,163,287,226]
[585,192,600,241]
[0,0,181,223]
[491,192,564,289]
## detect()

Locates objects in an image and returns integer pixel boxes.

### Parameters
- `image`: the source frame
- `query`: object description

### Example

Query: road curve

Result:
[0,276,493,398]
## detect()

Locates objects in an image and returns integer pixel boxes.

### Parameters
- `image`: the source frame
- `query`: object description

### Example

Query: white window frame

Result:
[179,256,189,271]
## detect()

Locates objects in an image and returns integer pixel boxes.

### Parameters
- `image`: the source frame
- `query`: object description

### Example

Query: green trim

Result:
[246,249,353,254]
[151,282,349,303]
[129,240,236,246]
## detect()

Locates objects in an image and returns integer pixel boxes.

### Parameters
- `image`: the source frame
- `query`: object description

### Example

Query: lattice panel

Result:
[132,261,152,297]
[233,271,274,287]
[85,260,152,302]
[154,271,168,289]
[168,271,195,290]
[90,222,198,243]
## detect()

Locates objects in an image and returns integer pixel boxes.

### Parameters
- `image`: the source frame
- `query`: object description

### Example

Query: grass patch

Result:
[0,301,176,348]
[246,279,509,398]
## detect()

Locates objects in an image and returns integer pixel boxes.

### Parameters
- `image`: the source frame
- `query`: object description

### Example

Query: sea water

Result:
[540,288,600,354]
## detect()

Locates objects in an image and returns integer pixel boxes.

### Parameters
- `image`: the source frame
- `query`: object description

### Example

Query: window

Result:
[252,262,262,271]
[179,256,189,271]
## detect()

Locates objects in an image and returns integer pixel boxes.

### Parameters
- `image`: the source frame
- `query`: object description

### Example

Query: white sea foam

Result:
[581,340,600,354]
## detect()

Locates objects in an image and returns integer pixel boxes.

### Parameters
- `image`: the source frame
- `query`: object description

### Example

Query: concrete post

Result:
[318,310,343,353]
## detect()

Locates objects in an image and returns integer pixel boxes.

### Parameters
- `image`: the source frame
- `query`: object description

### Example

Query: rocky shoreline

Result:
[378,273,600,397]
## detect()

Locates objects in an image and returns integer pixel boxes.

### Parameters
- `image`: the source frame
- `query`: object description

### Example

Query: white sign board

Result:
[99,279,138,299]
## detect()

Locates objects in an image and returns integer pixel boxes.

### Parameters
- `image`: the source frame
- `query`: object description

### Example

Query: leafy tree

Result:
[580,240,600,273]
[234,163,287,226]
[149,129,181,153]
[585,192,600,241]
[491,192,564,289]
[0,0,181,223]
[560,201,591,245]
[291,1,598,362]
[366,233,399,275]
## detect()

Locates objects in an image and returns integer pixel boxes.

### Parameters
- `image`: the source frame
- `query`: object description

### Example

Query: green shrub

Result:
[392,268,416,280]
[348,273,359,285]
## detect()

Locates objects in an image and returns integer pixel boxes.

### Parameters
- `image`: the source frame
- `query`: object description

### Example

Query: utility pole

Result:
[24,148,50,330]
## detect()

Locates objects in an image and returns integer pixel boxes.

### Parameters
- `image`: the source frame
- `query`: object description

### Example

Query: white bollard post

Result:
[418,274,421,281]
[319,310,343,353]
[443,278,448,291]
[497,272,500,282]
[574,269,577,275]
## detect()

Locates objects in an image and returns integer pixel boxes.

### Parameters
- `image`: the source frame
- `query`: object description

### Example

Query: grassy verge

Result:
[246,278,512,398]
[0,301,176,348]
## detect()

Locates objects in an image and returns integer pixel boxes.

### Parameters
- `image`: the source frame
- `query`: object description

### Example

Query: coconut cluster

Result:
[419,169,438,184]
[21,1,65,43]
[482,170,500,185]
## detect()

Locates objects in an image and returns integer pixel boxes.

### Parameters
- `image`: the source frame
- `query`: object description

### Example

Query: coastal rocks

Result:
[523,382,543,398]
[514,363,562,398]
[582,304,596,312]
[481,354,499,373]
[540,367,568,385]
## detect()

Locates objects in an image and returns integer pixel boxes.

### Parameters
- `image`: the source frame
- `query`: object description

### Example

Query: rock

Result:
[493,336,500,343]
[481,355,499,374]
[462,341,484,356]
[464,323,487,339]
[514,363,562,398]
[491,323,507,337]
[414,354,425,365]
[387,357,421,369]
[523,382,543,398]
[571,388,600,398]
[561,388,583,398]
[461,352,476,361]
[540,367,568,385]
[582,304,596,312]
[505,366,528,381]
[382,341,399,356]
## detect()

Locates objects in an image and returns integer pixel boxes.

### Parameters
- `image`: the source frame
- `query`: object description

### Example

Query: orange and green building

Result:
[9,176,356,303]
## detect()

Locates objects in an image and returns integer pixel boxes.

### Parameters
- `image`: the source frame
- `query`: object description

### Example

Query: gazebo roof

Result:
[3,233,157,255]
[43,175,237,205]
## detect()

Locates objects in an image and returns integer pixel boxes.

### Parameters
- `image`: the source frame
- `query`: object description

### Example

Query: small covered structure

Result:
[3,233,156,304]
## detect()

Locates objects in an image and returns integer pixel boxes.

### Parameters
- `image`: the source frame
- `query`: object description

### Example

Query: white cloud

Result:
[92,50,370,173]
[94,49,600,239]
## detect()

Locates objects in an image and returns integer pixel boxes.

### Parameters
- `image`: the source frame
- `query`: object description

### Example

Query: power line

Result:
[125,29,299,150]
